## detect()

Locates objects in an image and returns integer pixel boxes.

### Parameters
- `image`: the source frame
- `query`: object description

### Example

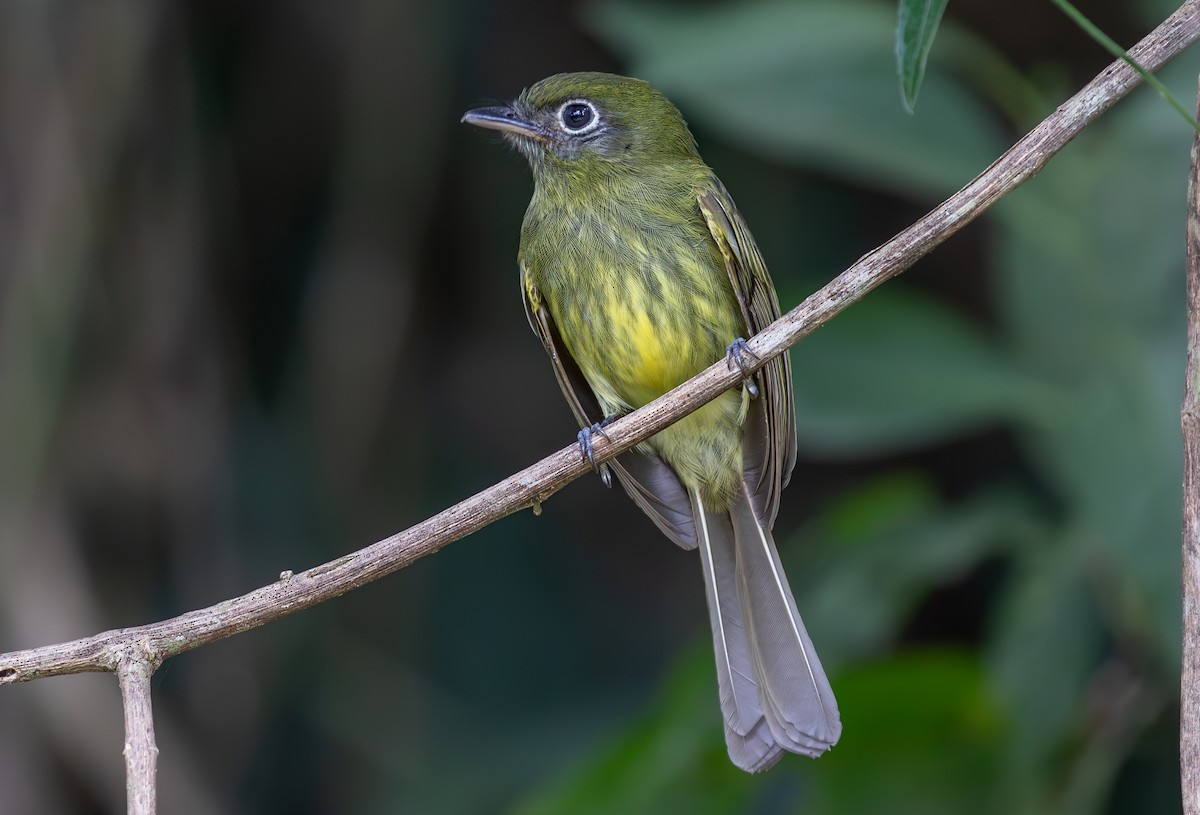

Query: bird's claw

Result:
[578,418,616,488]
[726,338,760,398]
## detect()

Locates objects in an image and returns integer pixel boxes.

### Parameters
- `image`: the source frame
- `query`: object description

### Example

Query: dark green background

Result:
[0,0,1194,812]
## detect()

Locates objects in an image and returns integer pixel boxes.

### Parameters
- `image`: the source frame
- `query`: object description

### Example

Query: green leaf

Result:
[808,651,1005,815]
[991,74,1194,668]
[985,537,1108,814]
[587,0,1006,197]
[792,473,1030,663]
[896,0,950,112]
[1015,354,1183,668]
[995,71,1195,378]
[789,287,1045,455]
[514,645,761,815]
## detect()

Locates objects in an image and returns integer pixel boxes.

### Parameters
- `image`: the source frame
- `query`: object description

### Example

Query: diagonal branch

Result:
[1,0,1197,687]
[0,3,1198,813]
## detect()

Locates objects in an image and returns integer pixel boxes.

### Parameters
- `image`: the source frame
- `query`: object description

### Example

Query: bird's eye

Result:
[560,101,598,133]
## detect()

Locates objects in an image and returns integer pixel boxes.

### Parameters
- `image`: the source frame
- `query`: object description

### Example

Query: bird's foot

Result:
[725,338,760,398]
[577,416,618,488]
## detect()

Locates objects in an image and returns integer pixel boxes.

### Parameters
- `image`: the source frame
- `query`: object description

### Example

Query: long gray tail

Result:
[693,485,841,772]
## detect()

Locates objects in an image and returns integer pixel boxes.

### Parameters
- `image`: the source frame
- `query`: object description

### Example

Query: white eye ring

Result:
[557,99,602,135]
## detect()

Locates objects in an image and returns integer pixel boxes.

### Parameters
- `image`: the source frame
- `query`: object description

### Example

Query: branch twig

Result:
[1180,70,1200,815]
[1,2,1199,812]
[117,651,158,815]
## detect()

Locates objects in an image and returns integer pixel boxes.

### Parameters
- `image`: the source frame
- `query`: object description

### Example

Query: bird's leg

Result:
[725,338,760,399]
[578,415,618,488]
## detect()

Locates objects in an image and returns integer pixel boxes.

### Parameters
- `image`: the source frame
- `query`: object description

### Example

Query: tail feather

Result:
[730,485,841,754]
[694,484,841,771]
[693,489,783,772]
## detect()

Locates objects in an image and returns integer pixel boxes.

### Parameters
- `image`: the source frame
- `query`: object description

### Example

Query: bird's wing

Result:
[521,265,598,430]
[522,263,699,550]
[697,181,797,526]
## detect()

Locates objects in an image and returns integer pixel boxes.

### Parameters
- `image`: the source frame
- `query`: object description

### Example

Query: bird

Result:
[462,71,841,772]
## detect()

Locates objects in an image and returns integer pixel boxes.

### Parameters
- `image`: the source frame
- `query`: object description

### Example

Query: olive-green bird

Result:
[463,72,841,772]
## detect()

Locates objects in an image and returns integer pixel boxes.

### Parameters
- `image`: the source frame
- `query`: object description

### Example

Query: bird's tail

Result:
[693,484,842,773]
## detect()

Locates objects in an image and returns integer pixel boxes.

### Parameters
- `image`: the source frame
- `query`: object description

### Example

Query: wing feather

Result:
[697,183,798,526]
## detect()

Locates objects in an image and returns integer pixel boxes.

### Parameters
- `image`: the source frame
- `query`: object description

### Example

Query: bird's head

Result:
[462,72,700,178]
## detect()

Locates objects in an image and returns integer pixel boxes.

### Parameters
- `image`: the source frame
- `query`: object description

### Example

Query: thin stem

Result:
[117,651,158,815]
[1180,72,1200,815]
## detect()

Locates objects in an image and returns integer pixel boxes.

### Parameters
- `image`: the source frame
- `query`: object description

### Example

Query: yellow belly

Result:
[523,188,750,505]
[557,270,748,506]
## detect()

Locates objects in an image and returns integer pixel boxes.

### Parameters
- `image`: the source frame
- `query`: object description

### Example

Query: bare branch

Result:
[117,651,158,815]
[1181,69,1200,815]
[1,0,1198,690]
[0,4,1198,812]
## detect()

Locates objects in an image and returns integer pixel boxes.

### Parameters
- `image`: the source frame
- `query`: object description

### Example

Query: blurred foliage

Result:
[528,0,1193,812]
[589,0,1008,196]
[0,0,1194,813]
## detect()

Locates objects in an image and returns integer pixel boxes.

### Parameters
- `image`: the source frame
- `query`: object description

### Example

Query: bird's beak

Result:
[461,104,547,141]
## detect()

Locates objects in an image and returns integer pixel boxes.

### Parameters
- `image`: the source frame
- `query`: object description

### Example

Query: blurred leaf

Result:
[514,644,762,815]
[1016,355,1182,668]
[808,650,1005,814]
[984,535,1111,814]
[820,468,940,539]
[587,0,1007,196]
[1135,0,1191,27]
[992,75,1191,669]
[896,0,950,112]
[790,287,1045,455]
[793,472,1030,663]
[520,644,1006,815]
[994,83,1193,380]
